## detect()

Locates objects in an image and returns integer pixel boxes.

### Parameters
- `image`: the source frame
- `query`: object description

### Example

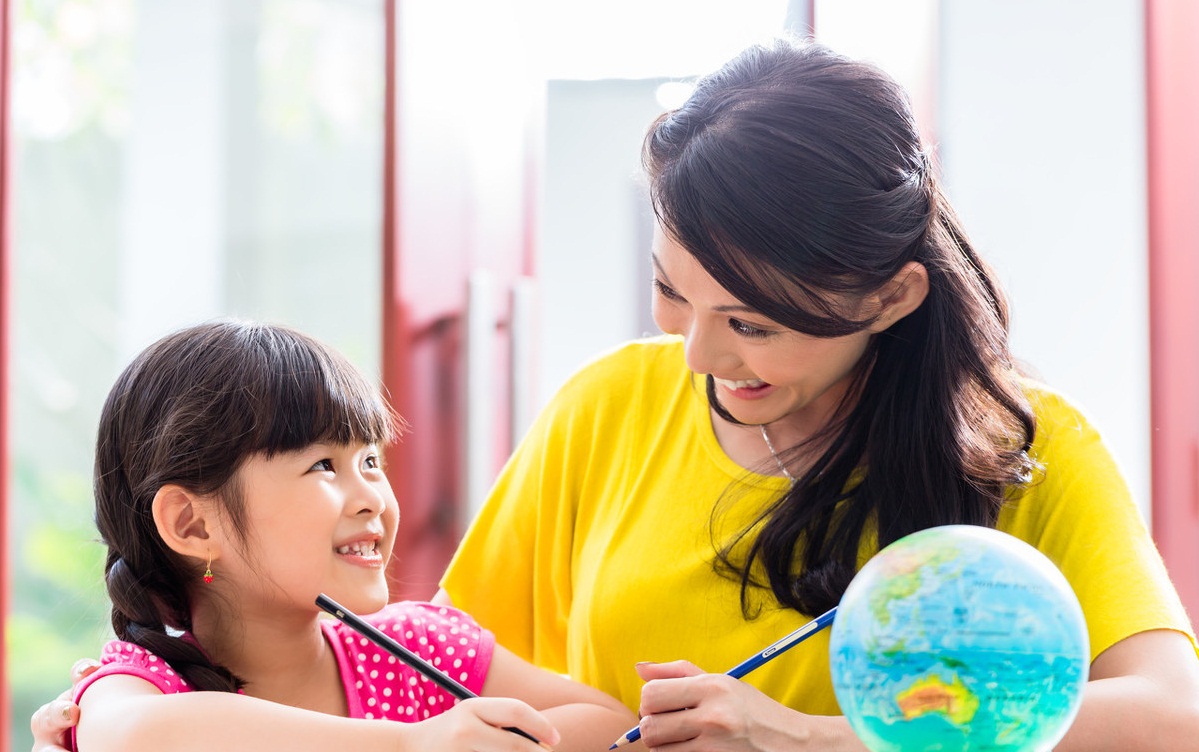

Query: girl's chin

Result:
[323,587,390,616]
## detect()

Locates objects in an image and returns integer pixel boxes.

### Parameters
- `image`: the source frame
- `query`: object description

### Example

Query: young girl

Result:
[68,320,634,752]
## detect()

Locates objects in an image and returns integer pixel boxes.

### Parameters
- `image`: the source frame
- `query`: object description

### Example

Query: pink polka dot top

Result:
[71,601,495,739]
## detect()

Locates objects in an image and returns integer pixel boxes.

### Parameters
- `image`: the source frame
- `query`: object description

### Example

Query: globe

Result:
[829,525,1089,751]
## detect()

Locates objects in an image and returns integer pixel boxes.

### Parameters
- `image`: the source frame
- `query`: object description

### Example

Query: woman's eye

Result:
[652,278,682,301]
[310,459,334,472]
[729,318,772,339]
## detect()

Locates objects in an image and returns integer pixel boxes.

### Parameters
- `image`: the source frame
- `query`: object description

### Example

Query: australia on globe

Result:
[829,524,1089,751]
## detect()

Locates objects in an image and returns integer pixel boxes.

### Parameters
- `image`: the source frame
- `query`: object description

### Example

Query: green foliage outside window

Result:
[6,2,384,749]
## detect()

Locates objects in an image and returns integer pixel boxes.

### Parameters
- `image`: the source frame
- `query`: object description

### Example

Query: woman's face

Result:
[650,224,875,436]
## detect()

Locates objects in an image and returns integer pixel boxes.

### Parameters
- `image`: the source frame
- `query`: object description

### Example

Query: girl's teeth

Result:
[336,542,376,555]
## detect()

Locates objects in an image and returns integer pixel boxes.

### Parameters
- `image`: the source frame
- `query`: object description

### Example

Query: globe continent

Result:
[829,525,1088,751]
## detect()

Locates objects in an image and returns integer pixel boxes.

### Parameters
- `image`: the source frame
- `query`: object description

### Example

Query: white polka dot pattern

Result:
[72,601,496,726]
[73,640,197,700]
[324,602,495,721]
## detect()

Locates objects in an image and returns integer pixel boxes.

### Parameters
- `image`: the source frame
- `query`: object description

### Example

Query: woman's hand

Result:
[634,661,864,751]
[30,659,99,752]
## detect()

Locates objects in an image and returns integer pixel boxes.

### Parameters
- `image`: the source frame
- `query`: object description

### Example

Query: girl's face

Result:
[217,442,398,618]
[650,225,875,437]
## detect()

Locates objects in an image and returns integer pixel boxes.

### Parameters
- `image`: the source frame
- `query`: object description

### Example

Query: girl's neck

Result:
[190,603,348,716]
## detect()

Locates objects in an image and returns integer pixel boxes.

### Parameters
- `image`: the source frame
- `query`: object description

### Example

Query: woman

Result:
[32,39,1199,751]
[434,39,1199,749]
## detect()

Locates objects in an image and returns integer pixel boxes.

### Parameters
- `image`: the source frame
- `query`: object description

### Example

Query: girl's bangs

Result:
[249,332,398,455]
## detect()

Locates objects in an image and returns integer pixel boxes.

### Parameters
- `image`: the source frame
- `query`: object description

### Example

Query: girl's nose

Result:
[351,475,387,517]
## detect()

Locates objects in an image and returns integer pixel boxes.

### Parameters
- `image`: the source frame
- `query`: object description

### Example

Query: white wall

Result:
[537,79,662,407]
[535,0,1152,519]
[938,0,1150,519]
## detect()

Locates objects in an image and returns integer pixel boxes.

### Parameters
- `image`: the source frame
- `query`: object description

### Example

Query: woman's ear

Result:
[868,261,929,332]
[151,484,217,561]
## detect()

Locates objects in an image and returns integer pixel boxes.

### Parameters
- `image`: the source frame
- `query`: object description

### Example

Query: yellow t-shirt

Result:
[441,335,1196,713]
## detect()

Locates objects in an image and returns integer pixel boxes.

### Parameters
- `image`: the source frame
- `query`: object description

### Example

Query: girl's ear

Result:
[867,261,929,332]
[151,484,218,560]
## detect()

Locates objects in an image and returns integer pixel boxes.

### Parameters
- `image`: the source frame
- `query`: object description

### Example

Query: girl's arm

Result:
[76,673,560,752]
[481,644,638,752]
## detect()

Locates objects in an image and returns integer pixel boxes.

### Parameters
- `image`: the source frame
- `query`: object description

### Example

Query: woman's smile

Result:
[712,376,776,401]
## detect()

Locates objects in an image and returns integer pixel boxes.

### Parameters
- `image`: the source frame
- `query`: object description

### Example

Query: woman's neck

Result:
[705,371,861,479]
[709,395,844,477]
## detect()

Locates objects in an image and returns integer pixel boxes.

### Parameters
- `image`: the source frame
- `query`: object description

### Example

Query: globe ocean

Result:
[829,525,1089,751]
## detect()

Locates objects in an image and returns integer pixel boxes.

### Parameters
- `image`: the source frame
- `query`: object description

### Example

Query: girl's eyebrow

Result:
[651,253,757,315]
[281,442,334,457]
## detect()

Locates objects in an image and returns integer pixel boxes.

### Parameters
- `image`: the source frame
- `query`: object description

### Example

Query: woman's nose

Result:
[683,320,733,376]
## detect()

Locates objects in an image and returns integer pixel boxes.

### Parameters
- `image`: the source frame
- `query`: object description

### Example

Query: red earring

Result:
[203,556,214,584]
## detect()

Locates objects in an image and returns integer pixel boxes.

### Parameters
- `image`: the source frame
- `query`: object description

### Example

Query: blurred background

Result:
[1,1,1196,749]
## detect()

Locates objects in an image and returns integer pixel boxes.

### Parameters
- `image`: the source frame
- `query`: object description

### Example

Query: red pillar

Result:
[1,0,14,746]
[1146,0,1199,617]
[379,0,540,601]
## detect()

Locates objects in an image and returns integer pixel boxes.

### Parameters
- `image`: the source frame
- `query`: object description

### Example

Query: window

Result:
[6,3,384,748]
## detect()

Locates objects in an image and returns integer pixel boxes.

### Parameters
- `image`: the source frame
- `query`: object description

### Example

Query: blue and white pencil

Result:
[609,606,837,749]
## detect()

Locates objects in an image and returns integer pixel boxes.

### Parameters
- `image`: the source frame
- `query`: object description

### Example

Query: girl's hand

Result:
[634,661,861,751]
[30,659,99,752]
[408,696,561,751]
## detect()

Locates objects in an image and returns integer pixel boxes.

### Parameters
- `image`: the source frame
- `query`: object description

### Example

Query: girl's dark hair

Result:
[642,39,1035,616]
[95,319,399,691]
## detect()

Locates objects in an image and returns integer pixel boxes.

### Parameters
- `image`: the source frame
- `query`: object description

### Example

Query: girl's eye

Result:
[310,459,334,472]
[363,454,380,470]
[728,318,773,339]
[652,278,682,301]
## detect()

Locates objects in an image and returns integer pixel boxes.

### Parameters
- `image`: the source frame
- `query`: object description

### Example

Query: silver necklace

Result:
[760,424,796,483]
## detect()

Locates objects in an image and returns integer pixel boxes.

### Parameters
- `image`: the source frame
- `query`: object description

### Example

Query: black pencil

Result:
[315,594,552,749]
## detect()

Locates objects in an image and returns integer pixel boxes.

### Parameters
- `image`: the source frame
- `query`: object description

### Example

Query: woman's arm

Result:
[76,673,560,752]
[30,691,79,752]
[29,660,98,752]
[481,643,637,752]
[1057,629,1199,751]
[634,660,867,751]
[634,629,1199,751]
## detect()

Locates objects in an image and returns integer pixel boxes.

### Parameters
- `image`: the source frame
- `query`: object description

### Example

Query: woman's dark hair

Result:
[95,319,399,691]
[642,39,1036,616]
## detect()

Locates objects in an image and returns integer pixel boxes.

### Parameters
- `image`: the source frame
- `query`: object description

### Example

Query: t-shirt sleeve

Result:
[439,370,587,673]
[440,338,678,676]
[73,640,191,703]
[1005,386,1197,661]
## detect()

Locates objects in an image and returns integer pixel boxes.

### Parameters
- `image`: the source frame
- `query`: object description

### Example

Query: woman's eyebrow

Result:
[650,253,669,280]
[651,253,757,315]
